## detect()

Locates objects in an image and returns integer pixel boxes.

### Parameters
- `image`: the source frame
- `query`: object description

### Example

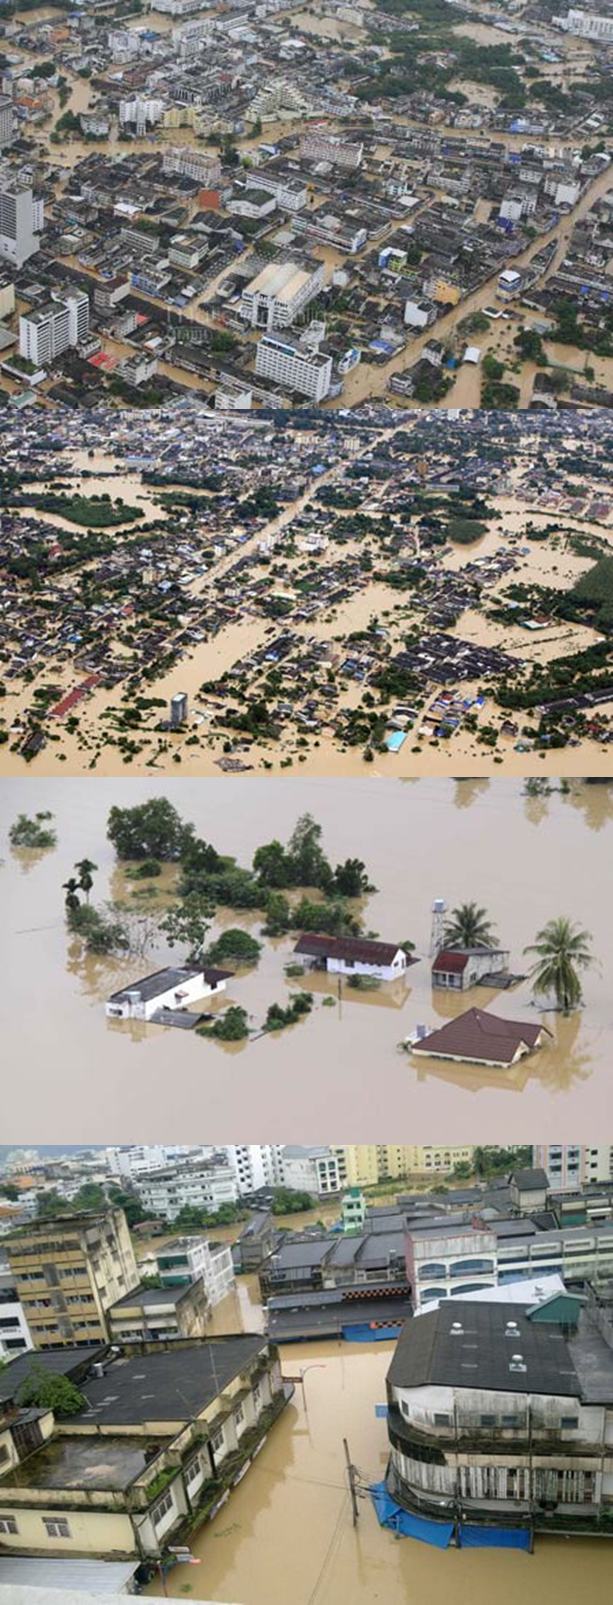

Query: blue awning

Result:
[459,1525,531,1550]
[370,1483,454,1547]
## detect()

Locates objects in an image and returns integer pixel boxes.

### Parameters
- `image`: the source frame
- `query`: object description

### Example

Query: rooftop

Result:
[388,1301,583,1399]
[71,1337,267,1425]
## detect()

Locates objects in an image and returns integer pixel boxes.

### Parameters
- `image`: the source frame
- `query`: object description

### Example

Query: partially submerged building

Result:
[105,967,232,1023]
[293,935,410,982]
[411,1008,549,1068]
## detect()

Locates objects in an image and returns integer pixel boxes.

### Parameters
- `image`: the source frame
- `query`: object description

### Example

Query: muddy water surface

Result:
[1,777,612,1141]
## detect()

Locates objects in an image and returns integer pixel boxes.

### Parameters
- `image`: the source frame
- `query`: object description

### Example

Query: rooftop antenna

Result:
[430,898,447,958]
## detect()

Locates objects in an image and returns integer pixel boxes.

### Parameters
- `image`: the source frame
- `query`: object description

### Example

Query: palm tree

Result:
[524,918,594,1014]
[63,877,81,912]
[443,901,496,950]
[75,858,98,902]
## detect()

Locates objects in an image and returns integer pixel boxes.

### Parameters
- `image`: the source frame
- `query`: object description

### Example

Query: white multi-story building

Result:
[19,291,89,366]
[0,1296,32,1359]
[406,1223,499,1311]
[280,1146,342,1196]
[104,1145,211,1181]
[240,260,324,331]
[224,1146,283,1195]
[534,1146,585,1191]
[300,132,363,169]
[119,97,164,133]
[139,1234,235,1307]
[556,9,613,39]
[0,177,43,268]
[255,334,332,401]
[162,147,221,185]
[134,1162,239,1221]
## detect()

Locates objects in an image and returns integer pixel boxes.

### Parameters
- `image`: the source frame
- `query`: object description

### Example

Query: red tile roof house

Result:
[411,1007,551,1068]
[431,947,510,991]
[294,934,413,983]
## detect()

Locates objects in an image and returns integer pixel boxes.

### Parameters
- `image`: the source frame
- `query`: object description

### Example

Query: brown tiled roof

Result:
[432,949,469,974]
[413,1007,545,1066]
[294,933,402,965]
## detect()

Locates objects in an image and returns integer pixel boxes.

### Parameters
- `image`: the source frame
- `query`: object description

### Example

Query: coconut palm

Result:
[74,858,98,902]
[443,901,496,950]
[63,877,81,912]
[524,918,594,1014]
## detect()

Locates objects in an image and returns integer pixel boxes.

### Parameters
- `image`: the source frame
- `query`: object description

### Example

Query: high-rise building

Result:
[240,261,324,331]
[224,1146,283,1194]
[0,97,14,151]
[535,1146,613,1190]
[4,1209,140,1349]
[19,291,89,366]
[255,334,332,401]
[0,176,43,268]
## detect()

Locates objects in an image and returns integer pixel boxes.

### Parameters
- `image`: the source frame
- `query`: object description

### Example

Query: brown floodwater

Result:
[1,777,612,1141]
[143,1292,612,1604]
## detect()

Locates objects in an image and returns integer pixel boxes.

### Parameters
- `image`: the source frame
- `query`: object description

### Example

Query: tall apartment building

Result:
[4,1210,140,1350]
[255,334,332,401]
[300,132,363,169]
[0,97,14,150]
[0,177,43,268]
[137,1234,235,1306]
[224,1146,283,1195]
[535,1145,613,1190]
[240,260,324,331]
[104,1144,209,1181]
[134,1161,238,1221]
[332,1146,476,1188]
[19,291,89,367]
[280,1147,342,1195]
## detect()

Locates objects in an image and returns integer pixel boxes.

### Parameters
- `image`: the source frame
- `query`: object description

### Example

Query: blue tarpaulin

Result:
[460,1525,531,1551]
[342,1323,402,1342]
[370,1483,454,1548]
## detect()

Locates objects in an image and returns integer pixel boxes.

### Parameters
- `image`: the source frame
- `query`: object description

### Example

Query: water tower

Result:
[430,898,447,957]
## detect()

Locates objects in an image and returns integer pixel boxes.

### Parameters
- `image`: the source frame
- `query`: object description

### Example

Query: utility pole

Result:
[343,1437,359,1526]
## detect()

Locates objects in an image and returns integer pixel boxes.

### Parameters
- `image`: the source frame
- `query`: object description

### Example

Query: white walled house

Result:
[385,1295,613,1534]
[105,966,231,1022]
[134,1163,238,1221]
[293,934,409,982]
[431,947,510,991]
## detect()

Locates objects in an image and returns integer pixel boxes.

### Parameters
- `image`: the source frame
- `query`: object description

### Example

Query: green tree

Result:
[36,1190,74,1218]
[108,1186,147,1227]
[286,815,333,890]
[207,929,261,965]
[107,798,192,861]
[443,902,496,949]
[333,858,372,897]
[17,1363,85,1417]
[160,894,213,962]
[524,917,594,1014]
[63,877,81,912]
[253,839,291,888]
[75,858,98,902]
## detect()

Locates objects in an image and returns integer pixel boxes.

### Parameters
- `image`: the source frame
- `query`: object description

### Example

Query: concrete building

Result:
[105,965,230,1022]
[0,98,14,151]
[431,948,510,991]
[0,1338,289,1559]
[134,1162,239,1222]
[280,1147,342,1197]
[300,132,363,169]
[406,1223,499,1311]
[240,260,324,331]
[535,1147,613,1190]
[0,1287,32,1361]
[0,178,43,269]
[107,1280,209,1344]
[19,292,89,367]
[557,9,613,40]
[142,1236,235,1307]
[4,1211,140,1350]
[224,1146,281,1195]
[332,1146,476,1188]
[385,1292,613,1537]
[162,148,221,185]
[255,334,332,401]
[233,1213,277,1274]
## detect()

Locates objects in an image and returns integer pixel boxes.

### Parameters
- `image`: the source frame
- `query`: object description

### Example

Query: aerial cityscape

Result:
[1,407,613,776]
[1,1142,613,1603]
[1,0,612,1601]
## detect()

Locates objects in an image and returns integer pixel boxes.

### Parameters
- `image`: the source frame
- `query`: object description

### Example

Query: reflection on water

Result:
[0,776,612,1140]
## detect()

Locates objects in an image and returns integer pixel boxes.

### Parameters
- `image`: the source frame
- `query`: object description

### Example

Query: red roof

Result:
[432,949,469,974]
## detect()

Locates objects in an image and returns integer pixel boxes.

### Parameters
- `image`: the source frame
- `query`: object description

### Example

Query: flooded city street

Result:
[1,777,611,1141]
[141,1315,613,1605]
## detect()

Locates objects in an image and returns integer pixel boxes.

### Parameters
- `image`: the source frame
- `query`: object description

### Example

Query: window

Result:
[234,1403,244,1427]
[480,1415,496,1428]
[151,1489,174,1525]
[433,1412,450,1427]
[185,1456,202,1485]
[253,1383,261,1410]
[210,1428,225,1455]
[0,1516,18,1535]
[43,1518,71,1539]
[502,1415,520,1428]
[561,1416,579,1430]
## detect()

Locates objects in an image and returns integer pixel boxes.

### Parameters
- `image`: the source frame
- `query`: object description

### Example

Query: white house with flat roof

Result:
[240,259,324,330]
[105,966,230,1022]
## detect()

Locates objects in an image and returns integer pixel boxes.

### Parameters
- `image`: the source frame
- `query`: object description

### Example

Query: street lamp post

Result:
[299,1363,326,1419]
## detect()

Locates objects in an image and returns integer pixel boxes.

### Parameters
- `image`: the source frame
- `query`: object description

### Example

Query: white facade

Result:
[534,1145,585,1191]
[19,292,89,366]
[0,98,14,150]
[560,9,613,39]
[0,1297,32,1359]
[255,334,332,401]
[0,180,42,268]
[280,1146,342,1196]
[240,260,324,331]
[162,148,221,185]
[404,299,431,328]
[119,98,164,132]
[224,1146,280,1195]
[106,967,226,1022]
[406,1227,499,1310]
[134,1164,239,1221]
